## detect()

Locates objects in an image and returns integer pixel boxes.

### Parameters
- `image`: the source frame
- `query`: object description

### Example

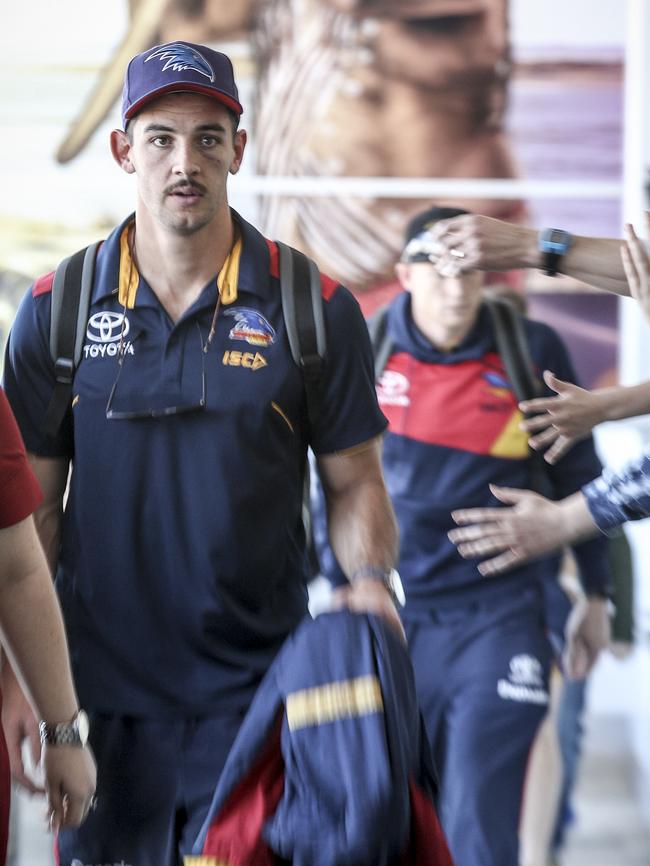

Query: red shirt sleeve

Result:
[0,389,43,529]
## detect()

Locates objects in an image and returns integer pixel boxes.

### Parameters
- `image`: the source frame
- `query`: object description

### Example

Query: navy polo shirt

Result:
[4,211,386,716]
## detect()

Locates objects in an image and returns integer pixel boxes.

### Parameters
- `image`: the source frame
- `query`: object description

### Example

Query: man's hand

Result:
[331,578,405,641]
[621,213,650,323]
[519,370,607,464]
[424,214,536,277]
[448,485,598,575]
[1,666,43,795]
[448,485,569,576]
[564,597,611,679]
[43,744,97,832]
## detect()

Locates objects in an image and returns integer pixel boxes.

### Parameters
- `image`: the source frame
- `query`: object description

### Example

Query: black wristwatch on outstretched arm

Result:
[538,228,573,277]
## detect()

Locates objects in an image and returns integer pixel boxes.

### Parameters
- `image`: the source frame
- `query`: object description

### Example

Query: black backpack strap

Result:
[276,240,326,435]
[485,296,541,405]
[43,241,102,438]
[484,295,550,493]
[366,303,392,380]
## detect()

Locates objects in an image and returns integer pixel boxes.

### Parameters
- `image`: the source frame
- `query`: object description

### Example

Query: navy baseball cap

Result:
[402,205,468,261]
[121,41,243,128]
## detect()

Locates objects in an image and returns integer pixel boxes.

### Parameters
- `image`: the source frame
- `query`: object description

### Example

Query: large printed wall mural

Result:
[57,0,520,292]
[2,0,624,386]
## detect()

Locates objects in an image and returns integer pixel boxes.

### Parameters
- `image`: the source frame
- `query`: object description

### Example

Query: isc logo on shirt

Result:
[222,350,267,370]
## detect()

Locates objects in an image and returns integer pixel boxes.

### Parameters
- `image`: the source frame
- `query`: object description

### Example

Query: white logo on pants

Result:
[497,654,548,705]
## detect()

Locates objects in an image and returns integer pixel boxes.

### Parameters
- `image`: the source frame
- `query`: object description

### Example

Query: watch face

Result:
[539,228,572,254]
[76,710,90,746]
[388,568,406,607]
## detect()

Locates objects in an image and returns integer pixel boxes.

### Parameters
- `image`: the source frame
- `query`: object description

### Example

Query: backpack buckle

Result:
[54,357,75,385]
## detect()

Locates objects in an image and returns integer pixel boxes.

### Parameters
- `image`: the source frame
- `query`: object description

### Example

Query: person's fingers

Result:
[447,522,508,543]
[488,484,531,505]
[620,243,635,285]
[7,731,44,795]
[59,790,87,828]
[528,426,560,450]
[452,534,513,559]
[625,224,650,285]
[476,549,522,576]
[46,785,65,834]
[542,369,573,394]
[520,413,558,433]
[13,767,44,796]
[450,507,504,526]
[543,435,574,465]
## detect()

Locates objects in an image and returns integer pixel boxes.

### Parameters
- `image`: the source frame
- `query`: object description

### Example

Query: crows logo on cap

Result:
[145,43,215,81]
[224,308,276,347]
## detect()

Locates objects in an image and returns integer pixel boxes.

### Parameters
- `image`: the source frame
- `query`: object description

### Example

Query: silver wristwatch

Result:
[351,566,406,608]
[39,709,90,747]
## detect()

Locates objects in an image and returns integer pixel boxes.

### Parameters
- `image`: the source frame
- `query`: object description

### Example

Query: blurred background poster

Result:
[1,0,624,386]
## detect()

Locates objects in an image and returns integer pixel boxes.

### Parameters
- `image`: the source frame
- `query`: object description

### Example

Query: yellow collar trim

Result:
[217,230,241,305]
[118,223,241,309]
[118,223,139,309]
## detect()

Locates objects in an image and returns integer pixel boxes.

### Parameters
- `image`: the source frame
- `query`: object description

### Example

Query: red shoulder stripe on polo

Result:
[266,239,280,278]
[32,271,55,297]
[319,272,338,302]
[265,239,339,301]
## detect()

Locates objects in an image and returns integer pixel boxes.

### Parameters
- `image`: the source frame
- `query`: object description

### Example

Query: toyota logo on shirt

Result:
[86,312,129,342]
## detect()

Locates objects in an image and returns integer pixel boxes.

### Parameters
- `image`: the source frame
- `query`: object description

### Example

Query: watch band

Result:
[39,709,90,747]
[350,566,406,608]
[538,228,573,277]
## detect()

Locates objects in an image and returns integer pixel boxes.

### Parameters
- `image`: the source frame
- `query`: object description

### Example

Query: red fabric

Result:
[202,731,455,866]
[202,722,284,866]
[402,780,455,866]
[0,390,42,529]
[378,351,520,455]
[32,271,55,297]
[264,240,338,301]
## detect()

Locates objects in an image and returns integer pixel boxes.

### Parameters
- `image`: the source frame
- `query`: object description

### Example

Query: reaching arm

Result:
[448,485,598,575]
[2,455,69,795]
[0,515,96,829]
[518,371,650,464]
[316,436,402,636]
[426,214,631,295]
[448,486,609,678]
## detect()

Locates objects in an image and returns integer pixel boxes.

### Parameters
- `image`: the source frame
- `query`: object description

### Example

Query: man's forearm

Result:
[519,230,629,294]
[432,216,631,294]
[326,478,398,581]
[27,454,68,574]
[598,380,650,423]
[0,518,79,724]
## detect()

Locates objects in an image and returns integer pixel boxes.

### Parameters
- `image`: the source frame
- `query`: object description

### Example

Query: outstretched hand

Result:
[448,485,567,576]
[621,213,650,323]
[519,370,606,464]
[424,214,533,277]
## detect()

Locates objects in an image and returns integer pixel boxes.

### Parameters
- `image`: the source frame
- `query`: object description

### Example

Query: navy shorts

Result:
[405,585,553,866]
[56,711,244,866]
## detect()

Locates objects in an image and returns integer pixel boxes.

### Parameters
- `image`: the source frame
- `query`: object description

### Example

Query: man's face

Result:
[114,93,245,236]
[398,260,484,333]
